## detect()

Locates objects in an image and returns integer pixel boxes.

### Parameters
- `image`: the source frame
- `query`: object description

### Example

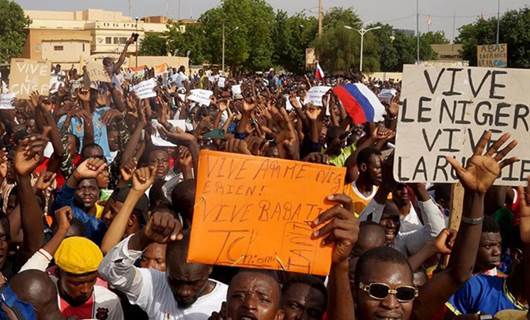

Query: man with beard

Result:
[99,210,227,319]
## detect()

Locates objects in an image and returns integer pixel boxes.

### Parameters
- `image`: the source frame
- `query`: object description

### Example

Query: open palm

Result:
[447,131,517,194]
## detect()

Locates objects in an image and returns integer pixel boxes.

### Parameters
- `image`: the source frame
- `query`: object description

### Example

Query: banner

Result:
[477,44,508,68]
[86,60,111,83]
[188,150,346,276]
[154,63,168,76]
[304,86,331,107]
[8,59,51,99]
[394,65,530,186]
[132,78,157,100]
[188,89,213,106]
[0,93,16,109]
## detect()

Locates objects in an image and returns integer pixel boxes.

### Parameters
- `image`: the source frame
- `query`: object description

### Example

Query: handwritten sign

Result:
[477,44,508,68]
[86,60,111,83]
[218,77,226,88]
[394,65,530,186]
[151,119,187,147]
[188,150,346,275]
[188,89,213,106]
[8,59,51,99]
[304,86,331,107]
[0,93,16,109]
[232,85,242,98]
[133,78,157,100]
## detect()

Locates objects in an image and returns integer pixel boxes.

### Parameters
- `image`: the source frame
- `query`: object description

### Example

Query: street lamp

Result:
[222,25,239,74]
[344,25,381,73]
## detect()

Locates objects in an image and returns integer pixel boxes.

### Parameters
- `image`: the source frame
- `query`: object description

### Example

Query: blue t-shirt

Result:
[57,107,112,162]
[446,274,527,316]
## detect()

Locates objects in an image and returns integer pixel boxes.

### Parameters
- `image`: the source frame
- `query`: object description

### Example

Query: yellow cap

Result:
[54,237,103,274]
[495,310,527,320]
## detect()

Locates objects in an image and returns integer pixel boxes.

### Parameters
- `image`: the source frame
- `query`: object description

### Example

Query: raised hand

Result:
[34,171,57,191]
[101,109,123,126]
[120,157,137,182]
[14,134,49,176]
[446,131,518,194]
[243,100,256,113]
[55,206,73,232]
[78,88,91,102]
[143,210,183,244]
[218,99,230,112]
[312,194,359,265]
[225,137,251,155]
[176,147,192,170]
[432,228,457,255]
[73,158,107,181]
[132,166,156,193]
[517,176,530,244]
[305,105,321,120]
[303,152,330,165]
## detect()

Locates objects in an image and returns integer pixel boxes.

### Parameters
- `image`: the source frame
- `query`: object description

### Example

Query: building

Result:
[22,9,193,68]
[430,44,464,61]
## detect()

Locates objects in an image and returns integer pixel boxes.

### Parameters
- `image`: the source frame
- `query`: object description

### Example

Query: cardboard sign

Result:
[86,61,111,83]
[151,119,187,147]
[154,63,168,76]
[394,65,530,186]
[133,78,157,100]
[188,89,213,106]
[378,88,397,104]
[304,86,331,107]
[188,150,346,275]
[231,84,242,98]
[0,93,16,109]
[477,44,508,68]
[8,59,51,99]
[218,77,226,88]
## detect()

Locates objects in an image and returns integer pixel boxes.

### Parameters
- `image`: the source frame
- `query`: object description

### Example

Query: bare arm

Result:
[413,131,518,320]
[101,167,155,254]
[113,37,134,74]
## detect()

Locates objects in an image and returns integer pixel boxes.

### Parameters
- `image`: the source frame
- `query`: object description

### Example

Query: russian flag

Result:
[332,83,386,125]
[315,63,325,80]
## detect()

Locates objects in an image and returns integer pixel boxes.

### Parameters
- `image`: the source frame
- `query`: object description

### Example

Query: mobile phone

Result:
[132,33,139,42]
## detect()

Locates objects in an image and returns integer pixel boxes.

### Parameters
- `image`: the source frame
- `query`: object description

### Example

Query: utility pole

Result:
[416,0,420,64]
[128,0,132,17]
[318,0,323,36]
[496,0,500,44]
[452,12,456,43]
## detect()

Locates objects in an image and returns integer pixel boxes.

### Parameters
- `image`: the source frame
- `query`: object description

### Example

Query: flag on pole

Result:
[332,83,386,125]
[315,63,325,80]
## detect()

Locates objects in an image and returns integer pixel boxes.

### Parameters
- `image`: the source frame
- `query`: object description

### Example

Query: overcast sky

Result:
[15,0,530,40]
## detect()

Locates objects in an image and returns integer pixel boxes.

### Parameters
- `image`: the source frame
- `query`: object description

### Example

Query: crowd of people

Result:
[0,34,528,320]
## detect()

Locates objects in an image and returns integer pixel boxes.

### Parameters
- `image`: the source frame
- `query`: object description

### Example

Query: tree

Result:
[456,8,529,68]
[0,0,31,64]
[313,8,364,73]
[272,11,317,73]
[139,33,167,56]
[422,31,450,45]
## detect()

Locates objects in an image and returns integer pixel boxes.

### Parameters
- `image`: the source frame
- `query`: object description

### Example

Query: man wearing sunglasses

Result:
[344,131,519,320]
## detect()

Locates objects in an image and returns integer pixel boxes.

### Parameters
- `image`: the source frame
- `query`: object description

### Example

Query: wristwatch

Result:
[479,314,494,320]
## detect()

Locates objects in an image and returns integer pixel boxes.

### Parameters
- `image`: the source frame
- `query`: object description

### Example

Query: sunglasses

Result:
[359,282,418,302]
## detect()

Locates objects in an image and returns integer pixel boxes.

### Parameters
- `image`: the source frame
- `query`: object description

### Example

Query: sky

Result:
[15,0,530,41]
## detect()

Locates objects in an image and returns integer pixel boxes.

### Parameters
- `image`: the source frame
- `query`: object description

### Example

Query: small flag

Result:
[332,83,386,125]
[315,63,325,80]
[427,15,432,26]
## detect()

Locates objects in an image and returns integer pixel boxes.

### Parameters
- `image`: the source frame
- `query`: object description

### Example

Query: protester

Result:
[0,31,528,320]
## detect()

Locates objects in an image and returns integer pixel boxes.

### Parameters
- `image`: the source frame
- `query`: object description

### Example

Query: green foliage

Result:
[139,33,167,56]
[456,8,529,68]
[0,0,31,64]
[422,31,450,45]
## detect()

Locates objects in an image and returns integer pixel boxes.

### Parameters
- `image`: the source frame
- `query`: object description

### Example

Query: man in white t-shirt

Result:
[99,210,227,320]
[171,66,189,89]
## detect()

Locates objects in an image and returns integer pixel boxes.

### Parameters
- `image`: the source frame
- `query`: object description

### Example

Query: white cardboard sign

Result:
[304,86,331,107]
[394,65,530,186]
[133,78,157,100]
[188,89,213,106]
[0,93,16,109]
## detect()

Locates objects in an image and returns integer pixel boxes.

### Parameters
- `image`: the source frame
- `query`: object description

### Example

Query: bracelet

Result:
[461,216,484,225]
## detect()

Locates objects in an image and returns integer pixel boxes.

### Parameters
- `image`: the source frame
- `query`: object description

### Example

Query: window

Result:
[105,37,112,44]
[54,45,64,51]
[119,37,128,44]
[82,43,85,51]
